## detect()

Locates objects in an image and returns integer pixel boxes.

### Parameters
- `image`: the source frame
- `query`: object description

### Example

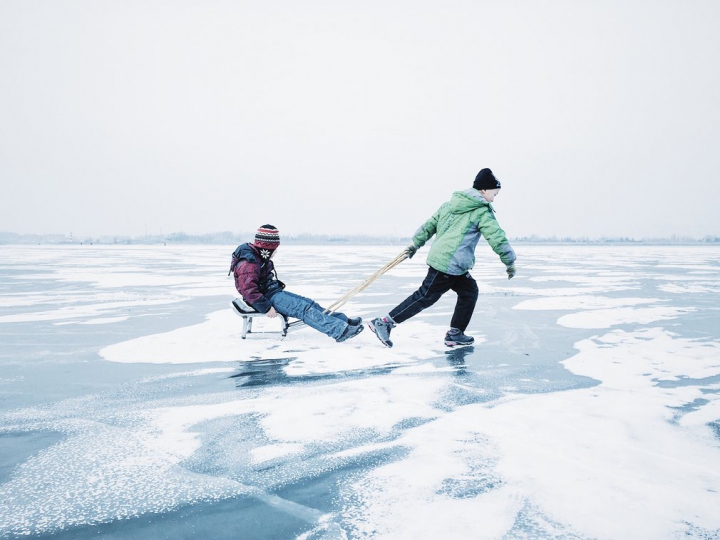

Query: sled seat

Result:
[230,298,289,339]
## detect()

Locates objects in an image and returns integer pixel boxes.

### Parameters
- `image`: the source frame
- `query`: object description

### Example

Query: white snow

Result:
[557,306,695,329]
[512,295,659,311]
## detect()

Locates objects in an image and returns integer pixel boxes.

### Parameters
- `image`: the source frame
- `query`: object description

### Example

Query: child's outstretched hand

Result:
[266,307,278,318]
[506,264,516,279]
[404,245,418,259]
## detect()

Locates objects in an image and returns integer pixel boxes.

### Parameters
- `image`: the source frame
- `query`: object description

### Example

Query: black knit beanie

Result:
[473,168,501,191]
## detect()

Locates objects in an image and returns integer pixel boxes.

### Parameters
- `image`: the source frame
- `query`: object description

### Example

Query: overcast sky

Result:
[1,0,719,239]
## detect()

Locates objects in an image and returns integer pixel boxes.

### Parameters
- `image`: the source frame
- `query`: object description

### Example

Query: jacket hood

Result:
[229,243,260,275]
[448,189,491,214]
[237,243,259,263]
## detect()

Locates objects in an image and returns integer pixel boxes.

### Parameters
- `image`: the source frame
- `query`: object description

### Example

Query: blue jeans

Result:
[270,291,348,339]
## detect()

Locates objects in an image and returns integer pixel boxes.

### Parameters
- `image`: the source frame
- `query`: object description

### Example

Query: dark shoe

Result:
[369,317,394,348]
[336,323,364,343]
[444,328,474,348]
[347,316,363,326]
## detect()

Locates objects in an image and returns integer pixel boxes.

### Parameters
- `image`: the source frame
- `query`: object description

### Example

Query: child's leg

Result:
[271,291,346,339]
[449,273,479,331]
[389,268,453,324]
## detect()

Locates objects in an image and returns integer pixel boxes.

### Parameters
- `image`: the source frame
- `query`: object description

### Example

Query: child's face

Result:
[481,188,500,202]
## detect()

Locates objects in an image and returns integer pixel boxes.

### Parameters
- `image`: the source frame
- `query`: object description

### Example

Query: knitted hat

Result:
[254,224,280,254]
[473,168,502,191]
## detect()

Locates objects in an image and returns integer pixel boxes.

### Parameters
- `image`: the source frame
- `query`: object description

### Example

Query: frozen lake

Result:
[1,244,720,539]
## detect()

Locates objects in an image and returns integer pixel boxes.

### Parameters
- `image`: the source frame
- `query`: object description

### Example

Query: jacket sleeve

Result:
[234,260,273,313]
[477,207,516,266]
[411,207,441,248]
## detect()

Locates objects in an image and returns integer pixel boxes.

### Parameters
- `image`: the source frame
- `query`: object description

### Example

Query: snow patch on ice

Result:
[101,309,273,364]
[557,306,695,328]
[136,368,235,383]
[337,328,720,539]
[0,298,180,323]
[659,283,720,294]
[512,295,659,311]
[250,443,305,464]
[78,316,130,325]
[100,309,453,378]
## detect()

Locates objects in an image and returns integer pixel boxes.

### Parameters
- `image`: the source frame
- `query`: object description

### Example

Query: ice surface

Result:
[557,305,695,329]
[1,244,720,539]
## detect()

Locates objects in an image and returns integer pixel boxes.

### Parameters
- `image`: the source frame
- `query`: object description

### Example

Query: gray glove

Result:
[404,244,418,259]
[506,264,516,279]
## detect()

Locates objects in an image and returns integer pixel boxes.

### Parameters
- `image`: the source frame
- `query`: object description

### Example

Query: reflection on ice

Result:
[231,357,405,388]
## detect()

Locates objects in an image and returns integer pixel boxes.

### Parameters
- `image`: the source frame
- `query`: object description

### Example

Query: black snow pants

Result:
[389,267,479,331]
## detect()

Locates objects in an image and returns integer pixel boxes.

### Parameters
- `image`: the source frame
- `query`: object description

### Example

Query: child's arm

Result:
[411,208,441,249]
[478,208,516,268]
[234,261,273,313]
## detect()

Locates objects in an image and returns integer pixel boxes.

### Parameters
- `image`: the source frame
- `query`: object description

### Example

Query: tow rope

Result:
[286,249,409,332]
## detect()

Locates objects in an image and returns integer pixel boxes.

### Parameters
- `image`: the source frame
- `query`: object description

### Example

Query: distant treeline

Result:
[512,235,720,245]
[1,231,719,246]
[0,231,412,246]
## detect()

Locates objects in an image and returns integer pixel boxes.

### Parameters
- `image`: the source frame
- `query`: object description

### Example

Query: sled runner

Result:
[230,297,290,339]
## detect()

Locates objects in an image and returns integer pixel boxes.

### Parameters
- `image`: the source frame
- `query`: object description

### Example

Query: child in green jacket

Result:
[369,168,516,348]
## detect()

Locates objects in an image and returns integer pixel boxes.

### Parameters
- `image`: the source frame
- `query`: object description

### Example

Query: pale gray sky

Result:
[1,0,719,239]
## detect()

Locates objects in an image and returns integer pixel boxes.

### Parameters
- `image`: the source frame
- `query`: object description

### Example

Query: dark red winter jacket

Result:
[232,243,284,313]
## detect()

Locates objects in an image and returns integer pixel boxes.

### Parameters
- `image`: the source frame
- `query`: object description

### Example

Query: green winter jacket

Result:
[411,189,516,276]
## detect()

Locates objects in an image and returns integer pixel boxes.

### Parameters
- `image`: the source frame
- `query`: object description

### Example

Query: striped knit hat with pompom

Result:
[254,224,280,258]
